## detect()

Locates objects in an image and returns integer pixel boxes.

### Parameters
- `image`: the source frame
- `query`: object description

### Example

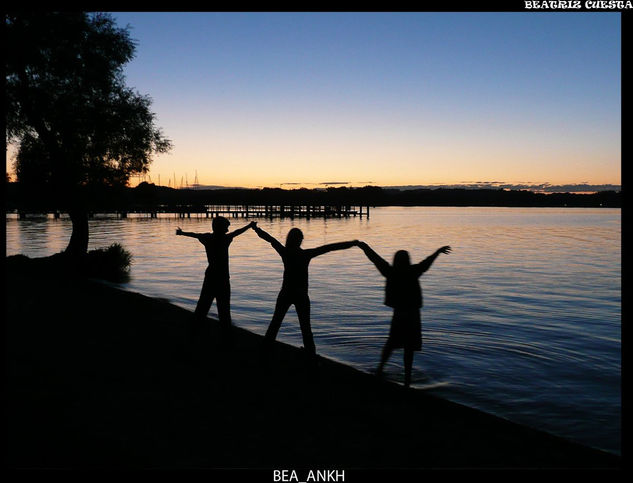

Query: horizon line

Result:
[129,181,621,193]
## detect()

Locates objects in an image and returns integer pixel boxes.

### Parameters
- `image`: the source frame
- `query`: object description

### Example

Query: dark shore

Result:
[4,257,621,475]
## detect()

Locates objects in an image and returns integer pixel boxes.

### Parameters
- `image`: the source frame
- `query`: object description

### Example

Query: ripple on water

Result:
[5,207,621,455]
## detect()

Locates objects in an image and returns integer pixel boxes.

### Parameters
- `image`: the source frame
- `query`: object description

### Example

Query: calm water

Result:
[5,207,621,455]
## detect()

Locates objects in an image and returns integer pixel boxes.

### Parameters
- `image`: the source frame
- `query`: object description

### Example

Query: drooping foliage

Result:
[6,12,172,255]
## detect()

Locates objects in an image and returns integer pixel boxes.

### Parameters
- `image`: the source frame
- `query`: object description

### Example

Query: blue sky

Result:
[108,12,621,189]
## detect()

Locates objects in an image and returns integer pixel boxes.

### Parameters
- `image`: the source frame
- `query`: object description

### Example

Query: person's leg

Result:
[404,348,414,388]
[194,273,214,320]
[260,292,292,362]
[216,282,233,342]
[377,310,399,375]
[265,291,291,343]
[403,309,420,387]
[192,273,215,337]
[376,341,393,376]
[296,294,316,358]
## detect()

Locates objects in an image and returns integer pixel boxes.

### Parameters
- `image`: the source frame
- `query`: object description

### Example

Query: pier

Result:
[11,204,370,220]
[181,204,370,219]
[128,203,370,219]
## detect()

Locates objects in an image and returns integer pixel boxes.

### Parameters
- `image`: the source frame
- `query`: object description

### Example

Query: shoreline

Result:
[6,183,622,214]
[5,260,621,472]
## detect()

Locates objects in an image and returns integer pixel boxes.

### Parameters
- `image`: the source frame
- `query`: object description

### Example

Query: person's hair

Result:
[212,216,230,232]
[393,250,411,268]
[285,227,304,248]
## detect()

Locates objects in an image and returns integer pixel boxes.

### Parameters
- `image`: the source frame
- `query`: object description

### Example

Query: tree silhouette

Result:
[6,12,172,256]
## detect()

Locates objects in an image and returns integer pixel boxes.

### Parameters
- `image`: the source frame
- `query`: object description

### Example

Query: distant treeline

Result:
[4,182,621,212]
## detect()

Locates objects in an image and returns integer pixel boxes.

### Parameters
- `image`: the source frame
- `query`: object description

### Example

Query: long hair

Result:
[393,250,411,268]
[285,227,304,248]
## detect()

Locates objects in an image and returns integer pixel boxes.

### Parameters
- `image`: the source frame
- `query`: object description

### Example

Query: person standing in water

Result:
[253,225,360,362]
[176,217,256,338]
[358,241,451,387]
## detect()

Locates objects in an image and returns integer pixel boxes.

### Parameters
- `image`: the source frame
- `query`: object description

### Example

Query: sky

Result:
[103,12,620,189]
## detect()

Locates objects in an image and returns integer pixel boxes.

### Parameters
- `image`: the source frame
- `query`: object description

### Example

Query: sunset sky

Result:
[104,12,619,189]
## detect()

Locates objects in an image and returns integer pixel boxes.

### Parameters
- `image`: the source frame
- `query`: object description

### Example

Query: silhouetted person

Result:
[253,225,360,363]
[176,217,255,339]
[358,242,451,388]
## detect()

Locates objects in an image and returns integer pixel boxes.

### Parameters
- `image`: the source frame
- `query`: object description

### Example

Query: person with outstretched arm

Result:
[253,224,360,363]
[176,217,256,339]
[358,241,451,387]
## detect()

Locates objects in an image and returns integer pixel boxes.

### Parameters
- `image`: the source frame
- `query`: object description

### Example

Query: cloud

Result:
[384,182,621,193]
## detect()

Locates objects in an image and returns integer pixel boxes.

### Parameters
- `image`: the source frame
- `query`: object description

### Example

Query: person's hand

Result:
[176,227,183,235]
[438,245,451,254]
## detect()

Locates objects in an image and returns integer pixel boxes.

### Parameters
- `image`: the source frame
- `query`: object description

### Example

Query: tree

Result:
[6,12,172,256]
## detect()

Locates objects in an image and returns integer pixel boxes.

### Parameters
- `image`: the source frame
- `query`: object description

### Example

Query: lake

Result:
[5,206,621,455]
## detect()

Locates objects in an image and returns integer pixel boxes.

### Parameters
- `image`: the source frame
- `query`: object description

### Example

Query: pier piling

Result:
[8,203,371,220]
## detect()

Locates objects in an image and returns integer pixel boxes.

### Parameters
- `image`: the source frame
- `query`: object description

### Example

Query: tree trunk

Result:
[66,207,89,257]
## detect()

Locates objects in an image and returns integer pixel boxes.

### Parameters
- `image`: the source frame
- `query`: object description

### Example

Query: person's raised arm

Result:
[228,221,256,240]
[308,240,360,259]
[175,227,203,240]
[416,245,451,275]
[358,242,390,277]
[253,225,284,254]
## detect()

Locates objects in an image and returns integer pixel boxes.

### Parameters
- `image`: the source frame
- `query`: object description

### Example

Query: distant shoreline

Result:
[4,182,622,213]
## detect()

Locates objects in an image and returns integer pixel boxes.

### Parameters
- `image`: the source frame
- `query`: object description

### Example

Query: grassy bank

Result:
[4,257,620,473]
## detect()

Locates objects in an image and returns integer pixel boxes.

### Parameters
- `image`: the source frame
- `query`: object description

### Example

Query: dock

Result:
[169,204,370,219]
[10,204,370,220]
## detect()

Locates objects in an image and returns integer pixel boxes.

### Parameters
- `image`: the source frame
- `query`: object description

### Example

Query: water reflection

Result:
[5,207,621,454]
